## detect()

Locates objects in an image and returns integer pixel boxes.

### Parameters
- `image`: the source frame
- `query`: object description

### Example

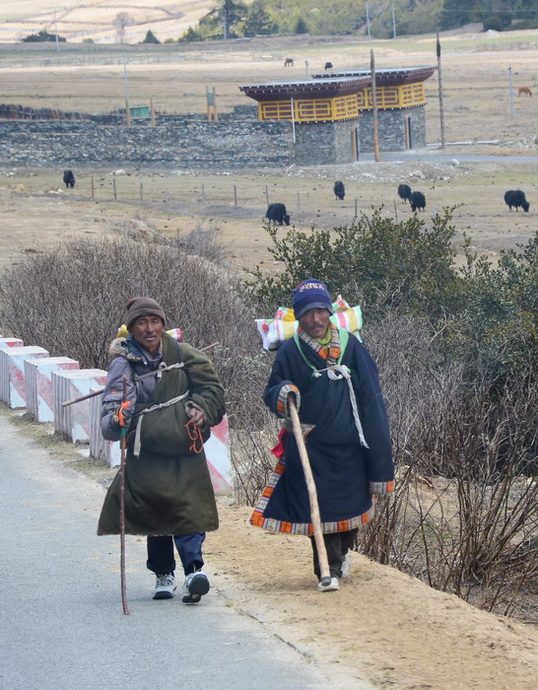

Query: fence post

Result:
[233,185,237,206]
[113,178,117,200]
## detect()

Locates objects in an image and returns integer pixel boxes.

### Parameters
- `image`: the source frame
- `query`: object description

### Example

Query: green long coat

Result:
[97,333,225,536]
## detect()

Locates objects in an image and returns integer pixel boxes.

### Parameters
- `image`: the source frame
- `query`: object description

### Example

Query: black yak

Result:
[410,191,426,212]
[334,181,345,201]
[397,183,412,204]
[63,169,75,189]
[324,62,333,70]
[266,203,290,226]
[504,189,530,212]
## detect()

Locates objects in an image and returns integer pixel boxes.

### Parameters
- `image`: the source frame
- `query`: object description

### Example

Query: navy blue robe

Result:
[250,331,394,535]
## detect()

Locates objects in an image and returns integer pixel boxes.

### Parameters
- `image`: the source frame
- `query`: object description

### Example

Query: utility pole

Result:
[392,6,397,39]
[54,11,60,53]
[291,97,296,144]
[436,33,446,148]
[222,0,229,39]
[508,65,514,119]
[366,4,371,39]
[370,49,380,162]
[123,61,131,127]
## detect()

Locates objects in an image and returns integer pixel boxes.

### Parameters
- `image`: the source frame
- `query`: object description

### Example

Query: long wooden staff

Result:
[119,375,130,615]
[288,397,331,587]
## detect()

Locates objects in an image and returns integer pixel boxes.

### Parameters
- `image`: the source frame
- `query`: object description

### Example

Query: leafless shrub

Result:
[171,225,228,266]
[230,411,281,506]
[0,235,269,424]
[358,312,538,619]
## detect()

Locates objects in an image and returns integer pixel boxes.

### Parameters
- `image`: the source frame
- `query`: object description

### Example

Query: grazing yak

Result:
[63,169,75,189]
[504,189,530,212]
[324,62,333,70]
[410,191,426,212]
[266,202,290,226]
[284,57,294,67]
[397,183,412,204]
[334,181,345,201]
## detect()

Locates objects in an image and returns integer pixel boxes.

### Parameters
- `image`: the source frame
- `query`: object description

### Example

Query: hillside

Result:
[0,0,215,44]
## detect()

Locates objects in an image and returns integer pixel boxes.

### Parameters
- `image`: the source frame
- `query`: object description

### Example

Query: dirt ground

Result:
[1,28,538,689]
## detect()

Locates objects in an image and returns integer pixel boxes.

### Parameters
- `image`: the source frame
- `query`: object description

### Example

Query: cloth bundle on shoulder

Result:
[256,295,363,350]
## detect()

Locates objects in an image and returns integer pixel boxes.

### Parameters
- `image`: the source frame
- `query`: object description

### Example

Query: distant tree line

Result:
[22,30,66,43]
[171,0,538,42]
[440,0,538,32]
[20,1,538,45]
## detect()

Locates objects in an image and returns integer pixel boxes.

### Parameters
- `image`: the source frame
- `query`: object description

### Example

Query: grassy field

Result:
[0,28,536,274]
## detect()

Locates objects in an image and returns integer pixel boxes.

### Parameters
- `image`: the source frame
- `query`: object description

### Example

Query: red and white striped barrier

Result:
[25,357,80,422]
[0,338,24,349]
[52,369,108,442]
[89,387,119,467]
[0,346,50,409]
[205,415,232,493]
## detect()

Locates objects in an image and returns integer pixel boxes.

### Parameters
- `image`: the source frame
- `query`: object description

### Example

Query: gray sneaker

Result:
[181,571,210,603]
[153,573,176,600]
[317,576,340,592]
[341,553,352,579]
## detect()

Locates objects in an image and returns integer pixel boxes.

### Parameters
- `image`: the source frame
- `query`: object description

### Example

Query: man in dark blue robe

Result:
[250,279,394,592]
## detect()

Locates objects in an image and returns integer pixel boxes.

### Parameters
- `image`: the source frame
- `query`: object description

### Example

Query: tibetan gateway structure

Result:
[240,65,436,166]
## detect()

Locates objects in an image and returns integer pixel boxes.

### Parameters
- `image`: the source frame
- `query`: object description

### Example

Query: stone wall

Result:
[293,120,358,166]
[0,106,293,170]
[358,107,426,153]
[0,103,427,169]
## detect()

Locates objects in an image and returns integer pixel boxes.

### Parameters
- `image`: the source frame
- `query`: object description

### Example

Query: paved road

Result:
[359,150,538,164]
[0,409,373,690]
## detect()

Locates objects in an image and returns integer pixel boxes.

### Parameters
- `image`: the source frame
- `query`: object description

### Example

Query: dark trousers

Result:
[310,528,358,579]
[146,533,206,576]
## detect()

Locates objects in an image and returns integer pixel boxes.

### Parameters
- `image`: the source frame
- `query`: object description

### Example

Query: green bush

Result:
[141,30,160,44]
[451,232,538,383]
[245,206,467,321]
[22,30,66,43]
[482,13,512,31]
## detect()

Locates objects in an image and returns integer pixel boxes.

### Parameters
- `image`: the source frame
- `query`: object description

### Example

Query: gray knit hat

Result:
[126,297,166,330]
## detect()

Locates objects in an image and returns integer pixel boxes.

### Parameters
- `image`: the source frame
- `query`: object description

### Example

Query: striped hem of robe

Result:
[249,456,375,535]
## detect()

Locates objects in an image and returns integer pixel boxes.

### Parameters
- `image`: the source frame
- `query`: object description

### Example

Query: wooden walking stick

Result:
[119,375,130,615]
[288,397,331,588]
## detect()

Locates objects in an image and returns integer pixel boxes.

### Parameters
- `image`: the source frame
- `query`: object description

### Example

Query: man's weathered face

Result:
[131,315,164,356]
[298,308,331,339]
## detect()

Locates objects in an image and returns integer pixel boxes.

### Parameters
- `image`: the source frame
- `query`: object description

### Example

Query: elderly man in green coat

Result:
[98,297,225,603]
